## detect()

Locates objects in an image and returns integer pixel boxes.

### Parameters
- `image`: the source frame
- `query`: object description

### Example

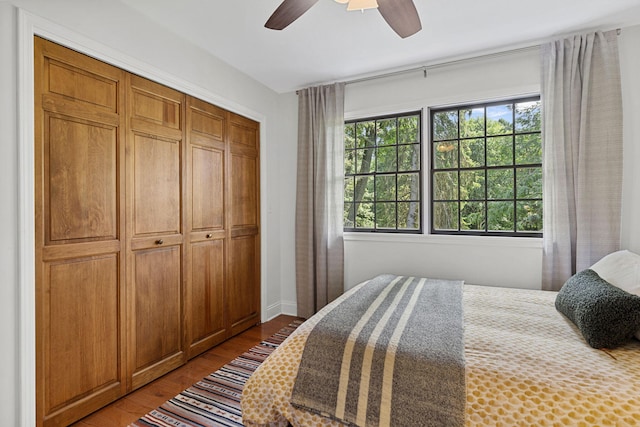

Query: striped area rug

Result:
[130,321,301,427]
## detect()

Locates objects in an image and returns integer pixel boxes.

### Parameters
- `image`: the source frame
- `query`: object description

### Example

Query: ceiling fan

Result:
[264,0,422,39]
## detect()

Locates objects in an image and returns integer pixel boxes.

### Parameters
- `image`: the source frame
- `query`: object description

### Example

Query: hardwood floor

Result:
[71,315,300,427]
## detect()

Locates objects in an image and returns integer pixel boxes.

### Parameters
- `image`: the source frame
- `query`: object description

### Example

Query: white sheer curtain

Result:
[541,30,623,291]
[295,83,346,318]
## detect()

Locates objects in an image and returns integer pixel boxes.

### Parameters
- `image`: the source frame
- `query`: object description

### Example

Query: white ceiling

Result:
[119,0,640,93]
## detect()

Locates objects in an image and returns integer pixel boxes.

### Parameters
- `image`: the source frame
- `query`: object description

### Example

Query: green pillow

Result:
[555,269,640,349]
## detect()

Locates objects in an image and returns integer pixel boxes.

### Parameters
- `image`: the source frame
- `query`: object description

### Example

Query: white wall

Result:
[0,1,299,425]
[0,3,19,425]
[275,92,300,315]
[619,25,640,254]
[342,26,640,290]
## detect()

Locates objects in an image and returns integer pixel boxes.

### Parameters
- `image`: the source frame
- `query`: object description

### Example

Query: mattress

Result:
[242,280,640,426]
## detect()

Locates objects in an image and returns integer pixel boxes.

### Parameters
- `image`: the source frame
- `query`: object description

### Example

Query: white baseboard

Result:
[262,300,298,322]
[280,300,298,317]
[263,302,282,322]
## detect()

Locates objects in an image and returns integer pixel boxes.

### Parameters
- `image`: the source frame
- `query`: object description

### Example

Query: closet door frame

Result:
[19,12,267,426]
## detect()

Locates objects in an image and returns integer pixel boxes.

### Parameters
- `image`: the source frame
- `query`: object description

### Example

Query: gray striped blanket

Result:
[290,274,465,427]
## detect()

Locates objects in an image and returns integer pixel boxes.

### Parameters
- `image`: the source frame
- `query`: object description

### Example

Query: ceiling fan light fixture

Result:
[267,0,421,38]
[346,0,379,11]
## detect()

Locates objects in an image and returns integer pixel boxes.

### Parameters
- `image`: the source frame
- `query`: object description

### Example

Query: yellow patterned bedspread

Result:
[242,283,640,426]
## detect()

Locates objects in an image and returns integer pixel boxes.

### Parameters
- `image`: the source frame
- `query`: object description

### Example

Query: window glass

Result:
[344,111,422,233]
[430,97,542,236]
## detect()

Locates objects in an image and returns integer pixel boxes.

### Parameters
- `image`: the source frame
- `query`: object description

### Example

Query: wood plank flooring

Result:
[71,315,299,427]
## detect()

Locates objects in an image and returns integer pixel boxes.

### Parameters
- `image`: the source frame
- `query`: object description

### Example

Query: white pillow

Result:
[590,250,640,340]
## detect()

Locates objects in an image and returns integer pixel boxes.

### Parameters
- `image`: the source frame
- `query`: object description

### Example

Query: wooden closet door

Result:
[185,97,228,358]
[34,37,126,427]
[126,75,186,390]
[227,113,261,335]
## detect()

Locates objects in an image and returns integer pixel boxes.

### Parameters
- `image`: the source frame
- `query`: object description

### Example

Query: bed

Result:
[241,272,640,427]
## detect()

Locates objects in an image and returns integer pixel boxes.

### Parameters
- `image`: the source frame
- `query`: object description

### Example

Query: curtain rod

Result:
[344,45,540,86]
[297,28,621,93]
[295,45,537,94]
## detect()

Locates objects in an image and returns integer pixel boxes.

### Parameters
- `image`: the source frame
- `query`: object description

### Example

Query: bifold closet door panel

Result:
[126,74,187,390]
[34,36,127,427]
[227,113,260,335]
[185,96,228,358]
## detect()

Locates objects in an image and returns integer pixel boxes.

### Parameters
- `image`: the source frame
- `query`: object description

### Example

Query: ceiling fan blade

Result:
[377,0,422,38]
[265,0,320,30]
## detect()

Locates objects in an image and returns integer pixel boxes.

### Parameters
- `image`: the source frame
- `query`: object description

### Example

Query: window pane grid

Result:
[345,111,422,233]
[431,97,542,237]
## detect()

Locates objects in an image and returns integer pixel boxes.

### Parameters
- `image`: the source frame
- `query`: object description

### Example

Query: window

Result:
[344,111,422,233]
[430,97,542,237]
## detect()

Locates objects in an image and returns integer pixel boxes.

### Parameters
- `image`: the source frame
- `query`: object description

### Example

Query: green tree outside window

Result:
[344,112,422,232]
[431,97,542,236]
